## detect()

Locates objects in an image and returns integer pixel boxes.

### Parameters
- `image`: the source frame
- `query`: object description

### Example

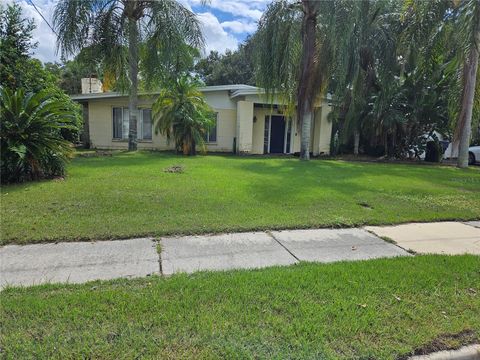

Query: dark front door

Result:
[269,115,285,153]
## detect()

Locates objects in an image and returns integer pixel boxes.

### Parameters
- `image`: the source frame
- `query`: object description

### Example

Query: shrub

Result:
[0,87,79,183]
[424,140,443,163]
[153,75,215,155]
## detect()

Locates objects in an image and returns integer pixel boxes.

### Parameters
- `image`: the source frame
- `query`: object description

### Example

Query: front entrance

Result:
[270,116,286,153]
[264,115,291,154]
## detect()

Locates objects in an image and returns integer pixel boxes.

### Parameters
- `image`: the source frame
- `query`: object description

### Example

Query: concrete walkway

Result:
[1,221,479,288]
[365,221,480,255]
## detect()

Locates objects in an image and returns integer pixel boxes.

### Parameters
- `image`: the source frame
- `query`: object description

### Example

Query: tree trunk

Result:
[297,1,318,161]
[127,16,139,151]
[300,99,313,159]
[353,130,360,156]
[82,102,90,148]
[456,45,479,168]
[190,139,196,156]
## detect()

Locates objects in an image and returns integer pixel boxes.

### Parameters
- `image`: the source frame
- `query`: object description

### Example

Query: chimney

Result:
[81,78,103,94]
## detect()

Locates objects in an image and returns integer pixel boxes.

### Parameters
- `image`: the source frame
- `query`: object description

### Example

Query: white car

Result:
[469,146,480,165]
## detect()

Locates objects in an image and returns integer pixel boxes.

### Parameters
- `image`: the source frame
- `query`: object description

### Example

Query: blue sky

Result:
[13,0,269,63]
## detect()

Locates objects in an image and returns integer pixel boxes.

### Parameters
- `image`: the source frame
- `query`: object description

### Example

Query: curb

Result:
[409,345,480,360]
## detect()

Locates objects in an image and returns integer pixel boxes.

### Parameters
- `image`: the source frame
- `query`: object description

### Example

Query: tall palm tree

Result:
[53,0,204,151]
[152,75,215,155]
[401,0,480,168]
[452,0,480,168]
[331,0,398,156]
[254,0,334,160]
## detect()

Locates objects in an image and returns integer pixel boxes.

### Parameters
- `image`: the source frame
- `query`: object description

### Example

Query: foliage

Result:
[0,87,77,183]
[0,3,82,143]
[44,46,105,95]
[142,42,200,90]
[152,76,215,155]
[253,0,303,115]
[195,40,255,86]
[0,2,37,90]
[393,0,480,167]
[254,0,478,163]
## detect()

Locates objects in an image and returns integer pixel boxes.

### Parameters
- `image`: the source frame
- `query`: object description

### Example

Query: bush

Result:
[424,140,443,163]
[0,87,79,183]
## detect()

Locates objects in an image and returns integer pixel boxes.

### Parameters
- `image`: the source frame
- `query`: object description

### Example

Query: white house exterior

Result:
[71,84,333,155]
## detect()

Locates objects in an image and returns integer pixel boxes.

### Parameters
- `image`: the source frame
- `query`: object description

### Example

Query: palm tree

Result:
[401,0,480,168]
[152,75,215,155]
[331,0,399,156]
[0,87,77,183]
[452,0,480,168]
[254,0,334,160]
[53,0,204,151]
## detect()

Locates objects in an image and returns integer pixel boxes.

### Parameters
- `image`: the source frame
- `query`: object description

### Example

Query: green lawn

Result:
[1,151,479,245]
[1,255,479,359]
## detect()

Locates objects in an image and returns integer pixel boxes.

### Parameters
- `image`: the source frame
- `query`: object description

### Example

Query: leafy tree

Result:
[401,0,480,167]
[142,42,200,90]
[152,75,215,155]
[0,87,77,183]
[53,0,204,151]
[195,41,255,86]
[0,3,37,90]
[0,3,81,143]
[330,0,399,156]
[44,46,104,95]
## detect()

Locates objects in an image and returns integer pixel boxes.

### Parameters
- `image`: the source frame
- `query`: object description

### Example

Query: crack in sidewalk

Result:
[266,231,300,262]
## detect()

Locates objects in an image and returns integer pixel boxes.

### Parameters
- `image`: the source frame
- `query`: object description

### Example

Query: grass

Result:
[1,151,479,245]
[1,255,479,359]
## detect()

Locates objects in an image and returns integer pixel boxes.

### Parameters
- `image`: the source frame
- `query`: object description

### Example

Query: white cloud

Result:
[197,12,239,54]
[187,0,266,20]
[221,20,257,34]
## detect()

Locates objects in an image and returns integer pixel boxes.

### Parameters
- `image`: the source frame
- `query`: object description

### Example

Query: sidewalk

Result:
[1,221,479,288]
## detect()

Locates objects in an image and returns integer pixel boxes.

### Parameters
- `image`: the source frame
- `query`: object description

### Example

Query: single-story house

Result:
[72,83,333,155]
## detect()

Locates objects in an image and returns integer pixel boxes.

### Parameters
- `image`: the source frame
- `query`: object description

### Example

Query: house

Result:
[72,83,333,155]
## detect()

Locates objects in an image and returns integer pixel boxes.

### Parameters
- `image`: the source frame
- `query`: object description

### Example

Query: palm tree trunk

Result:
[127,17,139,151]
[353,130,360,156]
[297,1,318,161]
[300,99,313,159]
[456,44,479,168]
[190,139,196,156]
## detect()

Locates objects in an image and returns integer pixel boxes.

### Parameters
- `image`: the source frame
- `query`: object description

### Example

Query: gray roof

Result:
[70,84,261,101]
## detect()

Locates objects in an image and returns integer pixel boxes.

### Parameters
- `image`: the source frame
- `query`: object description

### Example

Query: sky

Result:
[11,0,269,64]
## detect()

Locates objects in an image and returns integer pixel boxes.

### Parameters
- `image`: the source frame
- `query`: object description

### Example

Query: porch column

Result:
[236,100,254,154]
[312,104,333,156]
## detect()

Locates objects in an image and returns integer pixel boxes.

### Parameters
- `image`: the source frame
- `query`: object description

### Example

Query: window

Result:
[112,107,152,140]
[142,109,152,140]
[204,113,218,143]
[113,107,124,139]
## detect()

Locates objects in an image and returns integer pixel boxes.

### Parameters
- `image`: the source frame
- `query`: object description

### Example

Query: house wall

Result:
[87,92,236,152]
[83,91,332,155]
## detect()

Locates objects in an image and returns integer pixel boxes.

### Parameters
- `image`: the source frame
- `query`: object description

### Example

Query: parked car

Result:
[469,146,480,165]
